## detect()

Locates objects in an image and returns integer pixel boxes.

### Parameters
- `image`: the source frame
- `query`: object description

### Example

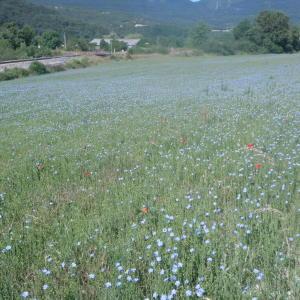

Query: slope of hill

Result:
[1,0,192,48]
[0,0,107,36]
[32,0,300,26]
[0,0,150,37]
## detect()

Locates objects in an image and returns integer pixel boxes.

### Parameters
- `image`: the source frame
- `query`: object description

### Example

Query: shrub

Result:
[202,40,235,56]
[29,61,48,74]
[129,46,169,55]
[33,47,52,58]
[47,65,66,73]
[0,67,29,81]
[234,40,259,53]
[65,58,91,69]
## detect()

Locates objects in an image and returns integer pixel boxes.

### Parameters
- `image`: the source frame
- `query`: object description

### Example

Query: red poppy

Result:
[141,207,149,214]
[247,144,254,150]
[255,163,262,170]
[180,137,187,145]
[84,171,92,177]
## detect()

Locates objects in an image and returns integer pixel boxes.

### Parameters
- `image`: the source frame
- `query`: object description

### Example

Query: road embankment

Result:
[0,56,78,72]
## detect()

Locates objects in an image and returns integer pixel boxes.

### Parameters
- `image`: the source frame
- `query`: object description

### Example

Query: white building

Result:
[90,38,141,49]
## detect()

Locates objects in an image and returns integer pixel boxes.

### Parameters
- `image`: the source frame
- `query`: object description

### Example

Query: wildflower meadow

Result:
[0,54,299,299]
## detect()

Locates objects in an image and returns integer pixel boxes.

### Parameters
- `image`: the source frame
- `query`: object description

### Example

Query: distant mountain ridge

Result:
[32,0,300,26]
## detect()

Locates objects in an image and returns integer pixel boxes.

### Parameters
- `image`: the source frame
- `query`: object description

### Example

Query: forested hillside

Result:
[33,0,300,26]
[0,0,149,37]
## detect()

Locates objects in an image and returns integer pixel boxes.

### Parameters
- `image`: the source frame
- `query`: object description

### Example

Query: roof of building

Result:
[90,38,141,47]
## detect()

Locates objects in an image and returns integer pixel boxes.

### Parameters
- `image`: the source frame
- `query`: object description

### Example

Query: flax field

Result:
[0,54,299,299]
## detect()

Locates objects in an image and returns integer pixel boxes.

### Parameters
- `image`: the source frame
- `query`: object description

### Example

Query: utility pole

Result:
[64,32,67,49]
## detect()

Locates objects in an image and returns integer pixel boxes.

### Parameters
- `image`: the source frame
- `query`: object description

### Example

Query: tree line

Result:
[0,10,299,61]
[186,11,300,55]
[0,22,94,61]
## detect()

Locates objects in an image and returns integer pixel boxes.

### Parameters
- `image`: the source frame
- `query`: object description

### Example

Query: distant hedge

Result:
[0,67,30,81]
[0,58,96,81]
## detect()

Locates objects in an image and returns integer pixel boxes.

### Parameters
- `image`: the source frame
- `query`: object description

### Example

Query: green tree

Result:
[233,11,299,54]
[77,38,89,51]
[67,37,89,51]
[18,25,35,47]
[0,23,21,49]
[290,26,300,52]
[100,39,110,51]
[190,22,210,48]
[255,11,292,53]
[40,31,62,50]
[111,39,128,52]
[233,20,252,40]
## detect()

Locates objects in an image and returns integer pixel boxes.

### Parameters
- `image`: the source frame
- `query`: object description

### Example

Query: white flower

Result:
[171,253,178,259]
[175,280,180,287]
[157,239,164,247]
[5,245,12,251]
[185,290,193,297]
[195,285,205,297]
[41,268,51,275]
[256,272,264,281]
[195,289,204,297]
[20,291,29,298]
[42,284,49,290]
[104,282,112,288]
[2,245,12,253]
[88,273,96,280]
[172,265,178,273]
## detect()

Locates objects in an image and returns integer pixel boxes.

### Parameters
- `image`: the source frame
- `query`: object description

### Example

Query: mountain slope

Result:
[0,0,149,37]
[32,0,300,26]
[0,0,107,36]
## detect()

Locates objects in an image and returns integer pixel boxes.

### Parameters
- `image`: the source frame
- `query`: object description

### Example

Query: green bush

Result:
[65,57,91,69]
[32,47,52,58]
[47,65,66,73]
[29,61,48,74]
[202,40,235,56]
[234,40,259,54]
[0,67,29,81]
[129,46,169,55]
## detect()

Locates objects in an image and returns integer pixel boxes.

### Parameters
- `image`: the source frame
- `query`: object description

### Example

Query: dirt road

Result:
[0,56,78,72]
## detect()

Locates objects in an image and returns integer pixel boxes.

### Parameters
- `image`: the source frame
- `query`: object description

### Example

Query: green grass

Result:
[0,54,299,299]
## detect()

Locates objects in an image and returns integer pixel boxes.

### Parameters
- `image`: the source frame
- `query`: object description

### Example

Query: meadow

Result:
[0,54,299,299]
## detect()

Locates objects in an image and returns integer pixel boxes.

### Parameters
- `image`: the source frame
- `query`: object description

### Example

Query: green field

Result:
[0,54,299,299]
